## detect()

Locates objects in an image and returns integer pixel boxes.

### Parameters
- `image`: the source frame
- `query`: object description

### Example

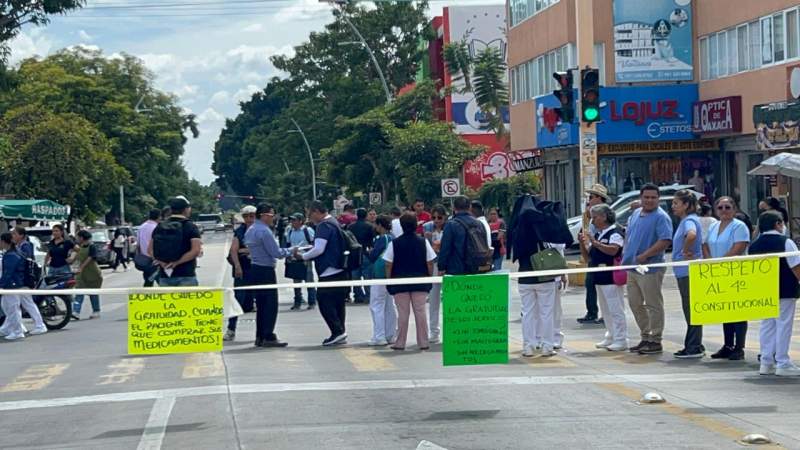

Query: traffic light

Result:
[580,68,601,124]
[552,71,574,124]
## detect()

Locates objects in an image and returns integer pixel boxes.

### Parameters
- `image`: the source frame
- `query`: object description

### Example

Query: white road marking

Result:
[417,440,448,450]
[136,396,176,450]
[0,371,756,412]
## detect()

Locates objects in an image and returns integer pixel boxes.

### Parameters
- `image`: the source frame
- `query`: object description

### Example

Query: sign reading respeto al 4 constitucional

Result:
[128,290,224,355]
[442,274,509,366]
[688,258,779,325]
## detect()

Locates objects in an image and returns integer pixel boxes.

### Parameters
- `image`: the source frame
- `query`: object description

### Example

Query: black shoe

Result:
[254,338,264,347]
[290,305,301,311]
[594,317,605,325]
[674,348,704,359]
[323,333,347,346]
[638,342,663,355]
[306,304,316,310]
[70,313,80,321]
[711,346,734,359]
[354,297,369,304]
[258,339,288,348]
[728,348,745,361]
[629,340,648,352]
[577,314,598,324]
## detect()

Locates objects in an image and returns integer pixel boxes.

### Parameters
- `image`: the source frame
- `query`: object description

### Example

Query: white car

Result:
[28,235,48,268]
[566,184,699,245]
[196,214,225,234]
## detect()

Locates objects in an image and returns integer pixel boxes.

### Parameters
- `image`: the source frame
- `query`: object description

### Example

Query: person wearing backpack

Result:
[149,196,203,287]
[367,215,396,346]
[295,201,350,346]
[10,226,46,335]
[438,196,491,276]
[285,213,316,311]
[0,232,28,340]
[72,230,103,320]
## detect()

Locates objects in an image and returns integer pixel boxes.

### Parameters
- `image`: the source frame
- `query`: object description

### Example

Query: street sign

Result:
[441,178,461,198]
[369,192,382,205]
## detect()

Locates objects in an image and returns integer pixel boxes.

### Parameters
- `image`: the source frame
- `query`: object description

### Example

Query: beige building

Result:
[507,0,800,219]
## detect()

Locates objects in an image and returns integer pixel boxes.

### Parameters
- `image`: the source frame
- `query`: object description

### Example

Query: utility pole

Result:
[289,118,318,201]
[119,185,125,225]
[576,0,597,199]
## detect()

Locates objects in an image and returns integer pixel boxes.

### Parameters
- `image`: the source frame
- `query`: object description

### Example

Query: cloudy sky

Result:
[9,0,501,185]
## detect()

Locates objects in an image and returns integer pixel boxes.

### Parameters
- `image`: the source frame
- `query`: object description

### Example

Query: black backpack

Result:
[337,225,363,272]
[18,253,41,288]
[152,220,186,263]
[454,217,493,274]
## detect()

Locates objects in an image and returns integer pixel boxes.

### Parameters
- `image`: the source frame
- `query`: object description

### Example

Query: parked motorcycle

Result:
[0,272,75,330]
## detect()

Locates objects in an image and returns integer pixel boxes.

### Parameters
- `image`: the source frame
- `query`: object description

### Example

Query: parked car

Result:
[27,235,48,268]
[25,226,54,244]
[196,214,225,234]
[88,229,117,267]
[566,186,703,245]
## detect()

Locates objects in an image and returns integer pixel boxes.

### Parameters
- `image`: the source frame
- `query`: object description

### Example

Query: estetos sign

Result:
[692,96,742,135]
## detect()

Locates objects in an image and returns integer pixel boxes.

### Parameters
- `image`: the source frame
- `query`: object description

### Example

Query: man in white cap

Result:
[224,205,257,341]
[577,184,610,325]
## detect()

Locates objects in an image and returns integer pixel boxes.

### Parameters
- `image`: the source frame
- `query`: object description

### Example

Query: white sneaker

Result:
[4,332,25,341]
[387,336,397,345]
[89,312,101,319]
[367,338,388,346]
[222,330,235,341]
[759,364,776,376]
[776,365,800,377]
[522,345,536,357]
[540,346,557,357]
[429,334,441,344]
[595,339,613,349]
[28,326,48,336]
[607,342,628,352]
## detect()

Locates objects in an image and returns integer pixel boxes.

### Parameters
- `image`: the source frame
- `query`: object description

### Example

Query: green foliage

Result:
[0,47,205,223]
[478,173,542,219]
[442,39,472,93]
[0,1,85,61]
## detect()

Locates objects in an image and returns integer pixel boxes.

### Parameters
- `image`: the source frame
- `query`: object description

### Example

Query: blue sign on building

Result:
[597,84,698,143]
[535,92,578,148]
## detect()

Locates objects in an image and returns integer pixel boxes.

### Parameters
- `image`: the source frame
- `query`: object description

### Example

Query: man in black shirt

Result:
[348,208,375,303]
[150,196,203,286]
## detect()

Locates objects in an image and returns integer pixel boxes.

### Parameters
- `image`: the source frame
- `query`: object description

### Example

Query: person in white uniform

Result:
[749,211,800,377]
[580,204,628,351]
[0,232,29,340]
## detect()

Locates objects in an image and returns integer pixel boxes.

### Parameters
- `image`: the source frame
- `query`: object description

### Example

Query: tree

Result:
[0,105,128,221]
[443,40,509,139]
[478,173,541,220]
[0,0,85,61]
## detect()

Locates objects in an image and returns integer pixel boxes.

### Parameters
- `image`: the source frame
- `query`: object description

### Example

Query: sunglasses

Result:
[434,216,445,220]
[716,205,733,211]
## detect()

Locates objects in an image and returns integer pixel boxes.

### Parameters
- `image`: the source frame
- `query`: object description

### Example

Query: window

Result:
[699,37,709,80]
[773,12,785,62]
[762,16,773,65]
[727,28,737,75]
[709,33,719,79]
[787,8,798,59]
[510,0,558,27]
[593,43,606,85]
[749,20,761,69]
[737,25,749,72]
[527,60,535,100]
[718,30,728,76]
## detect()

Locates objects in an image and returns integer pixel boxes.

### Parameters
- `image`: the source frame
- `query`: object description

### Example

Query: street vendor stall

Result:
[0,199,70,231]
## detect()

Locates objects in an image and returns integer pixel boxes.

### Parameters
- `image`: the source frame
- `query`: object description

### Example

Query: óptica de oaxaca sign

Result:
[692,96,742,135]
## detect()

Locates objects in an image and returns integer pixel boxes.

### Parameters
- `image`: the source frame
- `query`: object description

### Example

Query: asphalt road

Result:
[1,232,800,450]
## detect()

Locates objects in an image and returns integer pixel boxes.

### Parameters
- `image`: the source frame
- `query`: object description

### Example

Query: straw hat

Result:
[585,184,610,202]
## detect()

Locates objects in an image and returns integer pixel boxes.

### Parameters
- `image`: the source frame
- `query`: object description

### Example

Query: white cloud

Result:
[198,107,225,124]
[8,29,53,64]
[78,30,93,42]
[274,0,332,24]
[243,23,264,33]
[209,90,231,107]
[233,84,261,103]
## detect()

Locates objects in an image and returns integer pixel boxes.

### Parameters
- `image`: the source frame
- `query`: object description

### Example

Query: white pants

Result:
[428,273,442,337]
[533,280,564,346]
[369,284,397,341]
[520,282,557,350]
[760,298,797,368]
[0,294,25,336]
[597,284,628,345]
[19,294,45,329]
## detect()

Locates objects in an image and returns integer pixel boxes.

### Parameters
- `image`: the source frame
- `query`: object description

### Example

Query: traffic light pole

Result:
[576,0,597,231]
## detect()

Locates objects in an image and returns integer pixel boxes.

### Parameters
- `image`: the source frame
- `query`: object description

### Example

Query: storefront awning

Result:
[748,153,800,179]
[0,199,69,222]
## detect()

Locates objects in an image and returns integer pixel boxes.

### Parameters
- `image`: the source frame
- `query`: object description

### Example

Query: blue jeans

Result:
[158,276,198,287]
[292,262,317,306]
[350,259,371,300]
[492,256,504,272]
[48,265,73,277]
[73,295,100,314]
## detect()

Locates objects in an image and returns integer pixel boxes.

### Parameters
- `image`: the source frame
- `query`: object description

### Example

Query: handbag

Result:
[133,252,152,272]
[284,260,308,281]
[530,242,567,282]
[612,255,627,286]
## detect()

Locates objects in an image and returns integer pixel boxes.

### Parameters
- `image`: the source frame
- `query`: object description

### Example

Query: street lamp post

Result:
[339,15,393,104]
[288,118,318,201]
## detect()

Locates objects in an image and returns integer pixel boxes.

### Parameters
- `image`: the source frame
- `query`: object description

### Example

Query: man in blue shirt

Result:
[295,201,349,346]
[621,184,673,355]
[244,203,292,348]
[438,196,483,275]
[284,213,316,310]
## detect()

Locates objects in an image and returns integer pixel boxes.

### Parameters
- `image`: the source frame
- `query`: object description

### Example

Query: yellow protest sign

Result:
[688,257,780,325]
[128,290,224,355]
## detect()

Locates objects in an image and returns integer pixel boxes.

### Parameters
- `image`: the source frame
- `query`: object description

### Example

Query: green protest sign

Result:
[442,273,509,366]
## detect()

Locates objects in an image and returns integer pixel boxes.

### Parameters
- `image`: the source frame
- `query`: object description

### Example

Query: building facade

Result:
[507,0,800,220]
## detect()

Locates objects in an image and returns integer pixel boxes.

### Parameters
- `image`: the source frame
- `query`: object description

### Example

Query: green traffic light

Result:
[583,107,599,121]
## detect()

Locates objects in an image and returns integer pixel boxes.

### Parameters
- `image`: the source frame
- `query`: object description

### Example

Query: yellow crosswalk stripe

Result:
[1,364,70,392]
[182,353,225,379]
[97,358,145,385]
[340,347,397,372]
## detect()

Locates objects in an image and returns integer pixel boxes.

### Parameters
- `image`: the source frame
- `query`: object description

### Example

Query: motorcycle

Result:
[0,272,75,330]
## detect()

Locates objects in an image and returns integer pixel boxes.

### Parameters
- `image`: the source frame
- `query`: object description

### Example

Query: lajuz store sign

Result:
[597,84,698,143]
[692,96,742,135]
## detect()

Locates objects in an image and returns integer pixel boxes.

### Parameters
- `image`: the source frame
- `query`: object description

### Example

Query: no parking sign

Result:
[441,178,461,198]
